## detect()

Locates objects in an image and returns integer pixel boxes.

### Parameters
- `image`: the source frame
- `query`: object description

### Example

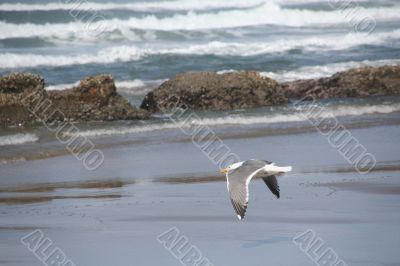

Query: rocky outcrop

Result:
[48,75,148,122]
[140,71,287,112]
[140,66,400,113]
[2,65,399,127]
[0,73,148,127]
[282,65,400,100]
[0,72,45,95]
[0,73,47,127]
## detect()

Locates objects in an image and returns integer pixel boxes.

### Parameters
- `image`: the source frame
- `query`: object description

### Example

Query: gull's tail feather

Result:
[264,164,293,173]
[278,166,293,173]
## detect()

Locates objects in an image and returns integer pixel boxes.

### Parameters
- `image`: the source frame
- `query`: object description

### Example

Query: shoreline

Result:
[1,108,400,165]
[1,65,399,127]
[1,100,399,266]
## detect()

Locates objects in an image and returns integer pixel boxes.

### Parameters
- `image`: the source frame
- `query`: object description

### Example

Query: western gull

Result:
[220,159,292,220]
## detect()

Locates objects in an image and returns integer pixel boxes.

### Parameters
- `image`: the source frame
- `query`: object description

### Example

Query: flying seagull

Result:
[220,159,292,220]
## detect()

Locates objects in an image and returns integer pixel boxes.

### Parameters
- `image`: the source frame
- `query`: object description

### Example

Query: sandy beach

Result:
[1,106,400,266]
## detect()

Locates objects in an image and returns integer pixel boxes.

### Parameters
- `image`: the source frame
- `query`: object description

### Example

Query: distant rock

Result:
[282,65,400,100]
[0,73,47,127]
[0,73,46,108]
[0,72,45,94]
[140,71,287,112]
[0,73,148,127]
[48,75,148,122]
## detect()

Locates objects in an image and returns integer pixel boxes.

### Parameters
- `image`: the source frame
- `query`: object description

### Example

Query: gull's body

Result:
[220,159,292,220]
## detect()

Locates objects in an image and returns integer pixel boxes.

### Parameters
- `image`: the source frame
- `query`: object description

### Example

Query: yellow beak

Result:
[220,168,228,174]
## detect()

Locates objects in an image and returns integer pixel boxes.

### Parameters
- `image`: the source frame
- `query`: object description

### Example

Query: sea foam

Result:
[0,133,39,146]
[0,3,399,40]
[1,29,399,69]
[0,0,265,12]
[67,102,400,138]
[46,79,164,95]
[261,59,400,82]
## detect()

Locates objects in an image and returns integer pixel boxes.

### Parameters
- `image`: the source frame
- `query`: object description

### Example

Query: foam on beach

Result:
[65,102,400,138]
[0,133,39,146]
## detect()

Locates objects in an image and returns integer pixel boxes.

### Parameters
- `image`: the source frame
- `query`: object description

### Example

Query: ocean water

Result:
[0,0,399,92]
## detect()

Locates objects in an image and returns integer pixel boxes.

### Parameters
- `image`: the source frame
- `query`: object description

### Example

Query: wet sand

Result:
[0,116,400,266]
[1,170,400,266]
[315,181,400,195]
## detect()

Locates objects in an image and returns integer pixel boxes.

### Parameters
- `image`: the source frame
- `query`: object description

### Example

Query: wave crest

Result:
[1,30,399,69]
[0,3,399,41]
[261,59,400,82]
[0,0,265,12]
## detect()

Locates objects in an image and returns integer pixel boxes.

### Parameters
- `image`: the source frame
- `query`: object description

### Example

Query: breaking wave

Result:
[46,79,164,95]
[261,59,400,82]
[0,133,39,146]
[0,3,399,40]
[2,29,399,69]
[45,82,80,91]
[0,0,265,12]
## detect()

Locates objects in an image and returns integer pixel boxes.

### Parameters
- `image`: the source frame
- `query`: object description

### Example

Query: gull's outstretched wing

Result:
[226,163,265,220]
[262,175,280,199]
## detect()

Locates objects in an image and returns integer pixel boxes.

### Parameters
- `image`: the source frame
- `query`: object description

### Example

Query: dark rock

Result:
[282,65,400,100]
[74,75,117,98]
[47,75,149,122]
[140,71,287,112]
[0,72,44,94]
[0,73,47,127]
[0,73,148,127]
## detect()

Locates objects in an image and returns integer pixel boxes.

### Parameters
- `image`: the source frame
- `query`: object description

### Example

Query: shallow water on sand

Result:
[0,106,400,265]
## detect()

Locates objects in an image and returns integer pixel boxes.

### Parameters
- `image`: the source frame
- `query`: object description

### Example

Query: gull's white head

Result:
[220,161,244,174]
